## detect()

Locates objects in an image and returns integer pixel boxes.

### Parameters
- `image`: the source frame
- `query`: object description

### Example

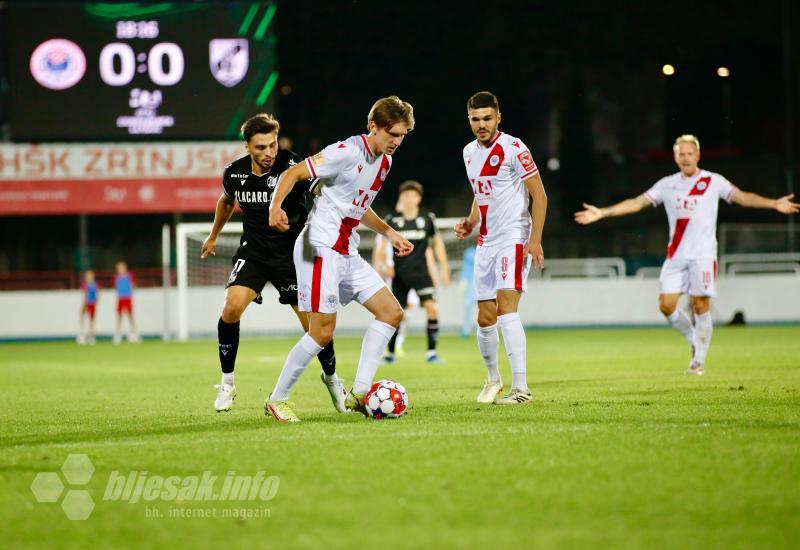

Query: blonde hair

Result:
[367,96,415,131]
[673,134,700,154]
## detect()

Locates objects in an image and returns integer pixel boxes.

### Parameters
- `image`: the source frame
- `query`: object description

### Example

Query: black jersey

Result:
[222,149,315,260]
[383,211,438,271]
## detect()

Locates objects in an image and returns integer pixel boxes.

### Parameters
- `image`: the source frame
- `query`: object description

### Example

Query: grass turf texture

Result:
[1,326,798,549]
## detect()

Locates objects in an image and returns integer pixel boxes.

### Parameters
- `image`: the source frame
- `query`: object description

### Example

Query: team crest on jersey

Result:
[416,217,425,229]
[209,39,249,87]
[696,181,707,191]
[489,155,500,167]
[327,295,338,307]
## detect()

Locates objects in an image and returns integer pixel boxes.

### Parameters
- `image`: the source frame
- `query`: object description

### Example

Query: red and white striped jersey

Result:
[644,169,738,259]
[463,131,539,246]
[303,134,392,256]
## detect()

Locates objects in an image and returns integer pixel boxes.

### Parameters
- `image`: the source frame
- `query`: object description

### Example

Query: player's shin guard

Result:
[269,333,324,401]
[477,324,500,381]
[427,318,439,351]
[218,318,240,385]
[667,309,695,346]
[317,340,336,376]
[498,313,528,392]
[693,312,713,365]
[353,320,396,393]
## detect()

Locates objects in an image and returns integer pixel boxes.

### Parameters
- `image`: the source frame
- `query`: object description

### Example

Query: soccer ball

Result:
[364,380,408,419]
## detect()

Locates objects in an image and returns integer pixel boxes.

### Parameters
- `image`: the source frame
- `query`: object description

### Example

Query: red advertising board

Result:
[0,143,243,214]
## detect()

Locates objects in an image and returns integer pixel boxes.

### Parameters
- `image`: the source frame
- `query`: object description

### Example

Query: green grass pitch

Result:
[1,326,798,548]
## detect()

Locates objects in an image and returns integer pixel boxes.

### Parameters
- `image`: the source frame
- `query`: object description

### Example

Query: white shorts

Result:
[474,239,532,301]
[659,258,718,297]
[295,229,387,314]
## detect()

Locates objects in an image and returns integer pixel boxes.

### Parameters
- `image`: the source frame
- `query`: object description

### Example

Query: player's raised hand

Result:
[390,233,414,257]
[574,203,603,225]
[776,193,800,214]
[269,206,289,232]
[454,218,474,240]
[200,235,216,258]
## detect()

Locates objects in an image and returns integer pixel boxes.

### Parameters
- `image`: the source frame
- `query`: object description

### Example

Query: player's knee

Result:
[384,304,404,328]
[477,310,496,327]
[658,300,676,316]
[692,298,710,315]
[221,301,246,323]
[310,325,334,346]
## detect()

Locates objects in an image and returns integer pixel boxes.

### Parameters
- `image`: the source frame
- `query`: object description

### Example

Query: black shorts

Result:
[225,250,298,306]
[392,269,436,309]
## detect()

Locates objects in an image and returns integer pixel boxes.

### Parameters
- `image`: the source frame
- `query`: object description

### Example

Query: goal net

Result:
[176,218,473,340]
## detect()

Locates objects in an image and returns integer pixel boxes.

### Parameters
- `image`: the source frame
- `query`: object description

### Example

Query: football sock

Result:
[221,372,234,386]
[387,332,398,354]
[427,318,439,351]
[218,318,239,374]
[317,339,336,375]
[693,312,713,365]
[667,309,695,346]
[477,324,500,381]
[353,320,396,394]
[498,312,528,392]
[269,333,324,401]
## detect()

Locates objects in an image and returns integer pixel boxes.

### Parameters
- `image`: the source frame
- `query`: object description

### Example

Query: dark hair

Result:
[467,91,500,111]
[240,113,280,142]
[398,180,423,196]
[367,96,415,130]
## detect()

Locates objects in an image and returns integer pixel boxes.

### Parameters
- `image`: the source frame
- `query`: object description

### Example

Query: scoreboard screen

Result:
[5,2,278,141]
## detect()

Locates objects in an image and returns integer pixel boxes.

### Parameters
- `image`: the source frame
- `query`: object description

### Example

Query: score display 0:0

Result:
[99,42,184,86]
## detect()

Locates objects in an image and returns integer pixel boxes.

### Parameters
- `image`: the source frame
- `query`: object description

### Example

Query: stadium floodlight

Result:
[717,67,731,77]
[662,64,676,76]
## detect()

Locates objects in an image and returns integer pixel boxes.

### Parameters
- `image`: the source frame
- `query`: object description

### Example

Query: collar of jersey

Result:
[679,168,703,182]
[478,131,503,149]
[360,134,375,157]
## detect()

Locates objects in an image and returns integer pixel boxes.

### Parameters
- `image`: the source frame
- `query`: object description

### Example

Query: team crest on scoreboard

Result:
[29,38,86,90]
[209,39,249,87]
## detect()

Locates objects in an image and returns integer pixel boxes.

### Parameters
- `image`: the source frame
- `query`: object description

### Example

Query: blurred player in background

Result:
[575,134,799,375]
[201,113,341,413]
[113,261,139,343]
[374,180,450,364]
[455,91,548,405]
[266,96,415,422]
[77,270,98,344]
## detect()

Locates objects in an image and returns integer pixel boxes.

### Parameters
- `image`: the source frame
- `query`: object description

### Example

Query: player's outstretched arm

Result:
[524,174,548,269]
[269,162,311,231]
[730,191,800,214]
[455,200,480,239]
[362,208,414,257]
[574,195,650,225]
[202,193,236,258]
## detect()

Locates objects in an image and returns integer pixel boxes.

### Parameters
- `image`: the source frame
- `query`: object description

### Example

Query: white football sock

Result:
[476,324,500,381]
[322,371,337,383]
[693,312,713,365]
[221,372,234,386]
[667,309,695,346]
[498,312,528,391]
[353,320,396,393]
[269,333,324,401]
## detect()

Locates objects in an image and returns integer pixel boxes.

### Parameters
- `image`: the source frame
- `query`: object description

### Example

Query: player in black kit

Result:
[201,114,346,413]
[375,181,451,364]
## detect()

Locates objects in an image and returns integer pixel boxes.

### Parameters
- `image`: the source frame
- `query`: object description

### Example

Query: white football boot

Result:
[214,383,236,412]
[494,388,533,404]
[476,379,503,404]
[320,372,348,413]
[685,362,704,376]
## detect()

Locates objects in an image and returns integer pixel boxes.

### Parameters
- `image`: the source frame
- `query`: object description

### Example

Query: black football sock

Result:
[317,339,337,375]
[387,332,398,354]
[218,318,240,374]
[427,318,439,352]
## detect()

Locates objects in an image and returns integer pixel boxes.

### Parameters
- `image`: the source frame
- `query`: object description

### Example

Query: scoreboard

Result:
[5,2,278,141]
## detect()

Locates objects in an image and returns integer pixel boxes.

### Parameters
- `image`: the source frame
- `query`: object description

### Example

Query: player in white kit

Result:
[455,91,549,405]
[264,96,415,422]
[575,134,799,375]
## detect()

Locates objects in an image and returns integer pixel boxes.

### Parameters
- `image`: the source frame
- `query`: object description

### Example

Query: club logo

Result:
[489,155,500,167]
[209,39,249,87]
[29,39,86,90]
[696,181,707,191]
[327,295,338,307]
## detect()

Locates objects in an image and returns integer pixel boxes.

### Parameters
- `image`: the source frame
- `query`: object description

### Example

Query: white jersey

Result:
[644,169,738,259]
[303,134,392,256]
[463,131,539,246]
